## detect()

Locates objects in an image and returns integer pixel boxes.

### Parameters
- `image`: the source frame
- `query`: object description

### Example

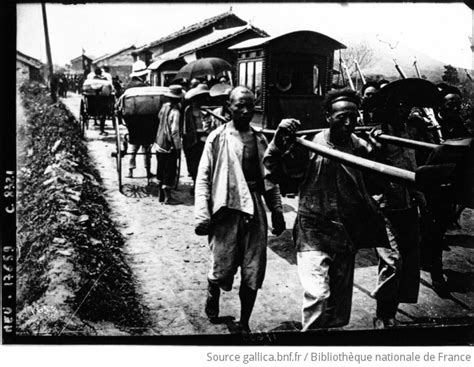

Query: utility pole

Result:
[41,3,56,102]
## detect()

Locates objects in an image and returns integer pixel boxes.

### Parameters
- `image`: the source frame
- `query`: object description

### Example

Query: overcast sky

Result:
[17,2,473,69]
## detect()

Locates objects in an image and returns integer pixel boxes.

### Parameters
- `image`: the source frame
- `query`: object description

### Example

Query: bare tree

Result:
[338,41,375,87]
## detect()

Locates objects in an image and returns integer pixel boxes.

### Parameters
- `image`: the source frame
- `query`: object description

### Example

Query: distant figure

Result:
[87,67,99,80]
[377,79,390,89]
[436,85,470,140]
[112,75,123,98]
[92,67,108,135]
[123,60,152,178]
[182,83,211,188]
[218,75,230,84]
[102,65,113,83]
[57,74,67,98]
[360,81,379,125]
[203,83,232,133]
[155,85,184,204]
[189,78,200,89]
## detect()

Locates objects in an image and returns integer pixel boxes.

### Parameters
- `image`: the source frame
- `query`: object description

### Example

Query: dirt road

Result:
[62,94,473,336]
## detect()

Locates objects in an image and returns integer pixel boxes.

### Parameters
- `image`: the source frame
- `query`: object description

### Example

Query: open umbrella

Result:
[174,57,232,81]
[376,78,442,107]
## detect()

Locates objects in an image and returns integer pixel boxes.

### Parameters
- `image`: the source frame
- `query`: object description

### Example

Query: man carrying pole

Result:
[369,78,444,327]
[263,88,393,330]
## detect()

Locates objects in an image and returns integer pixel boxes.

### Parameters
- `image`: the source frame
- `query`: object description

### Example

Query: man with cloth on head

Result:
[194,86,286,333]
[155,85,184,204]
[263,88,392,331]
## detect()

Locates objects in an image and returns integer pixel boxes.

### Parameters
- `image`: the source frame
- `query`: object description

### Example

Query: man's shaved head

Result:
[228,86,255,131]
[229,86,255,103]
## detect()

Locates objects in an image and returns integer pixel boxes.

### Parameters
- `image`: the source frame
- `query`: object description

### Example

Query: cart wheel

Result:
[114,119,123,193]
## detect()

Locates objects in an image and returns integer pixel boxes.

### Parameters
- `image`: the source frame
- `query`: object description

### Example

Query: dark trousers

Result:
[377,207,421,303]
[184,141,205,182]
[99,116,106,132]
[156,150,178,189]
[420,196,453,280]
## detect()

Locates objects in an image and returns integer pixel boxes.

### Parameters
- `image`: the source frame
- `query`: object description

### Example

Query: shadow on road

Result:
[445,234,474,249]
[355,248,378,268]
[268,233,380,269]
[270,321,302,332]
[445,269,474,293]
[268,230,297,265]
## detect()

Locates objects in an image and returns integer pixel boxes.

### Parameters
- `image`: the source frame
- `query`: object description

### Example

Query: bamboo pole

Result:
[295,137,416,186]
[204,105,442,152]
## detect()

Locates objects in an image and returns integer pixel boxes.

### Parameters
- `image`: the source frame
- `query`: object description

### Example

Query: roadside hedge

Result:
[17,83,149,335]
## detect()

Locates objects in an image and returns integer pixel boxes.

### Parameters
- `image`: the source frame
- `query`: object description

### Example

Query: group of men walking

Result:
[192,79,470,333]
[122,62,233,204]
[114,58,470,333]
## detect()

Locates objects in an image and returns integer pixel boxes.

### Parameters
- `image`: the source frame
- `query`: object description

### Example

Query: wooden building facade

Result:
[16,51,43,84]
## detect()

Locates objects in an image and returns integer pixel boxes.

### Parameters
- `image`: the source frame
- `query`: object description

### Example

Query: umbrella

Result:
[376,78,441,107]
[174,57,232,81]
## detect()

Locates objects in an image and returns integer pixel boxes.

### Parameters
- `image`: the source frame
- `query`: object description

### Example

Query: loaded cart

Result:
[79,78,116,135]
[113,86,169,193]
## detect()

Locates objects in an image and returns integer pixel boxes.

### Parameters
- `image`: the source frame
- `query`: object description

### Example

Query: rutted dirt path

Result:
[62,94,473,336]
[63,94,304,335]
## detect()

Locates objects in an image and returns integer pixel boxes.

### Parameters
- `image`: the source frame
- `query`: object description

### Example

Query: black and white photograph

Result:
[4,0,474,355]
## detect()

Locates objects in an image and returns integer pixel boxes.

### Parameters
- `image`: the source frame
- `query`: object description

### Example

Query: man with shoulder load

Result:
[85,67,114,135]
[194,86,285,333]
[263,88,394,331]
[420,84,471,296]
[120,60,153,178]
[368,79,442,328]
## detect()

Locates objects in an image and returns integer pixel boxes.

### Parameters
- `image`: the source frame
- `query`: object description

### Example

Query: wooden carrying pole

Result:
[295,137,416,186]
[202,108,473,198]
[260,127,441,150]
[41,3,56,102]
[201,108,414,184]
[260,126,373,137]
